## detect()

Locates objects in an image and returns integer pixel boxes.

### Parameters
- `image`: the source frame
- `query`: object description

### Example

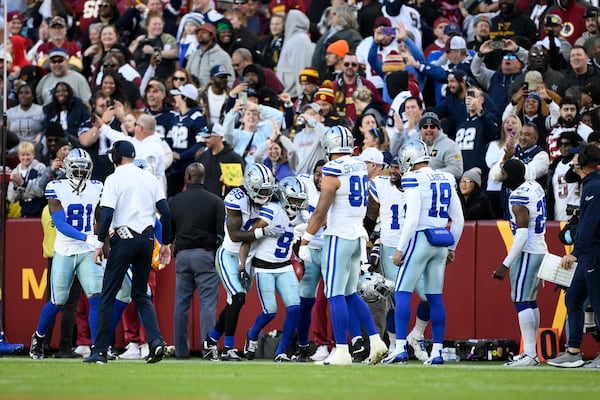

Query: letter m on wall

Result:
[22,268,47,300]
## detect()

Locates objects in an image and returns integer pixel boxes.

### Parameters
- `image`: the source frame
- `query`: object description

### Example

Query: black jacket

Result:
[169,183,225,255]
[197,143,244,198]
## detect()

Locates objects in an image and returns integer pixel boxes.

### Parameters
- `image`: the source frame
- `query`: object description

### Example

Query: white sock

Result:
[533,307,540,331]
[411,317,428,338]
[336,344,349,353]
[368,333,382,343]
[431,343,443,358]
[395,339,407,353]
[388,332,396,352]
[518,308,538,357]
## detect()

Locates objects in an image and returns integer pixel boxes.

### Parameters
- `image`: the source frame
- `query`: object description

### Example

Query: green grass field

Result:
[1,357,599,400]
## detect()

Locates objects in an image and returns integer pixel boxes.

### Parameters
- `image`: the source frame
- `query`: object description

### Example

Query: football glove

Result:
[264,225,285,237]
[239,269,251,291]
[298,245,312,263]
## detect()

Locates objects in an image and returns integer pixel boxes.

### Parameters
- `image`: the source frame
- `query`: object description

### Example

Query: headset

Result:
[109,140,135,166]
[577,144,600,168]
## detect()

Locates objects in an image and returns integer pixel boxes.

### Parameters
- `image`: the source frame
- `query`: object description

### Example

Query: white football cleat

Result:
[310,345,330,361]
[119,342,142,360]
[140,343,150,358]
[505,353,540,367]
[366,336,388,365]
[323,347,352,365]
[407,332,429,361]
[74,345,91,358]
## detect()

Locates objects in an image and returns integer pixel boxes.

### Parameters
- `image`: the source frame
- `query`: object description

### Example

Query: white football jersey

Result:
[45,179,103,256]
[401,167,461,230]
[252,201,296,273]
[322,156,368,240]
[221,187,262,252]
[509,180,548,254]
[552,161,580,221]
[298,173,324,248]
[369,175,405,247]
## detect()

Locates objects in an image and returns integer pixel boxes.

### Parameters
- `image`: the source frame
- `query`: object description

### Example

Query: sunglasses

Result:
[421,124,438,130]
[460,178,473,184]
[344,62,358,67]
[172,76,186,81]
[558,141,572,147]
[503,54,518,60]
[50,58,65,64]
[103,63,117,68]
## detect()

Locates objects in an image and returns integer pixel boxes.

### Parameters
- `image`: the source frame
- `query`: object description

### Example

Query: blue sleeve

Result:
[223,96,236,114]
[154,216,163,244]
[97,207,115,243]
[573,181,600,258]
[51,209,87,241]
[405,38,425,64]
[481,113,500,141]
[179,141,203,162]
[156,199,172,245]
[367,41,385,79]
[420,63,449,83]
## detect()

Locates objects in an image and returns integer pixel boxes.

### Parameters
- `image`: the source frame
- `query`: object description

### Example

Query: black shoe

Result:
[54,349,83,359]
[351,338,369,362]
[83,351,108,364]
[202,338,220,361]
[295,345,310,362]
[107,346,119,361]
[29,332,44,360]
[146,341,166,364]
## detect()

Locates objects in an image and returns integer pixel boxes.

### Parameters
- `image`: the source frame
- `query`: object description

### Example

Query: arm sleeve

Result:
[156,199,172,245]
[154,215,163,244]
[51,209,87,241]
[97,206,115,243]
[502,227,528,266]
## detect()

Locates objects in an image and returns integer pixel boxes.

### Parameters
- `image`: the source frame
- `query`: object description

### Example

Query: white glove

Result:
[293,223,307,243]
[298,245,312,263]
[85,234,99,247]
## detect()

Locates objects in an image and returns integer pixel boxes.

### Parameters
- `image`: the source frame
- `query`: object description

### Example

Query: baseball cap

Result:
[170,84,198,100]
[48,48,69,60]
[545,14,563,26]
[584,7,598,18]
[146,79,166,93]
[197,23,216,37]
[357,147,384,165]
[444,23,461,36]
[203,123,225,137]
[50,16,67,27]
[301,103,321,113]
[444,36,467,52]
[210,65,230,78]
[112,140,136,158]
[419,112,441,130]
[433,17,450,29]
[7,11,23,22]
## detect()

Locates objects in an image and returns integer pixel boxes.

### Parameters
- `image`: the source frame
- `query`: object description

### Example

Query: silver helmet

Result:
[321,125,354,157]
[398,139,430,174]
[64,148,93,192]
[278,176,308,218]
[243,163,276,204]
[357,271,395,302]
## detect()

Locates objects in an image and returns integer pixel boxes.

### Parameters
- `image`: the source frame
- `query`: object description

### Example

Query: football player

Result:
[385,139,464,365]
[241,176,308,362]
[298,126,388,365]
[204,164,284,361]
[30,149,104,360]
[493,158,548,367]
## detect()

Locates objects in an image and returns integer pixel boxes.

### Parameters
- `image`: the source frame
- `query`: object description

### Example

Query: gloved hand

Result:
[298,245,312,263]
[85,234,99,247]
[239,269,251,291]
[293,223,307,243]
[264,225,285,237]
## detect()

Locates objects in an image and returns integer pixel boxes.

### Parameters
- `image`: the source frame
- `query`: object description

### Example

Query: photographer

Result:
[548,143,600,368]
[292,103,328,175]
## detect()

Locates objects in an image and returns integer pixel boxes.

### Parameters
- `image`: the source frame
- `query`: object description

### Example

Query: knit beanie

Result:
[299,67,320,85]
[382,54,405,74]
[314,80,335,105]
[462,167,482,187]
[326,40,349,58]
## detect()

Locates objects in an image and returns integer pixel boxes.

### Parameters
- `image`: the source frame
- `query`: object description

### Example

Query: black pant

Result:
[94,228,163,352]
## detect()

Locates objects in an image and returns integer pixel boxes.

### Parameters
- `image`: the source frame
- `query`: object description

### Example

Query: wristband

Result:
[302,232,315,242]
[254,228,264,239]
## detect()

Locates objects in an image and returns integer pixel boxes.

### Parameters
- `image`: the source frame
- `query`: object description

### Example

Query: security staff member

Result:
[169,162,225,359]
[84,134,172,364]
[549,144,600,368]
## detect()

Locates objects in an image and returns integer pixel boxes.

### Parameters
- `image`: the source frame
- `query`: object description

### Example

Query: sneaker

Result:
[74,345,91,358]
[0,339,24,356]
[407,332,428,361]
[382,351,409,364]
[310,345,329,361]
[29,332,44,360]
[83,351,108,364]
[351,338,369,362]
[221,348,242,361]
[119,342,142,360]
[295,345,310,362]
[107,346,119,361]
[244,330,258,360]
[164,345,175,358]
[202,338,220,361]
[584,353,600,368]
[314,347,336,365]
[146,341,166,364]
[366,337,388,365]
[140,343,150,358]
[505,353,540,367]
[424,354,444,365]
[323,347,352,365]
[547,351,584,368]
[274,353,291,362]
[54,349,83,359]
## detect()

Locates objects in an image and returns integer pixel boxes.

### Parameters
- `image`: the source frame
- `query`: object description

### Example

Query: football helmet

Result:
[64,148,93,192]
[133,158,154,174]
[357,270,395,303]
[243,163,276,204]
[321,126,354,157]
[398,139,430,174]
[278,176,308,218]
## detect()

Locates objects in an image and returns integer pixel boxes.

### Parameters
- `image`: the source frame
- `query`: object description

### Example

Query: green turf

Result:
[1,357,599,400]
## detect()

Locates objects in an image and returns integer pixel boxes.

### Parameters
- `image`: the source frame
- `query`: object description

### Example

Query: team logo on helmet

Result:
[243,164,276,204]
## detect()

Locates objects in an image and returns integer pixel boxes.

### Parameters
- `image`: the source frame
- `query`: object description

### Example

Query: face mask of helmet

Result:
[244,164,276,204]
[64,149,93,193]
[279,177,308,217]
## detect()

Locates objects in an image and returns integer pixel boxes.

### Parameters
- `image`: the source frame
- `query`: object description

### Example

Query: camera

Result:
[296,115,306,126]
[466,90,475,98]
[566,204,580,216]
[489,40,504,51]
[153,47,162,63]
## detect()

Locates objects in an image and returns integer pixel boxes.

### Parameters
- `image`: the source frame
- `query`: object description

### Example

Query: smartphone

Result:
[381,27,397,36]
[238,90,247,107]
[466,90,475,98]
[489,40,504,51]
[522,82,530,91]
[106,99,115,108]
